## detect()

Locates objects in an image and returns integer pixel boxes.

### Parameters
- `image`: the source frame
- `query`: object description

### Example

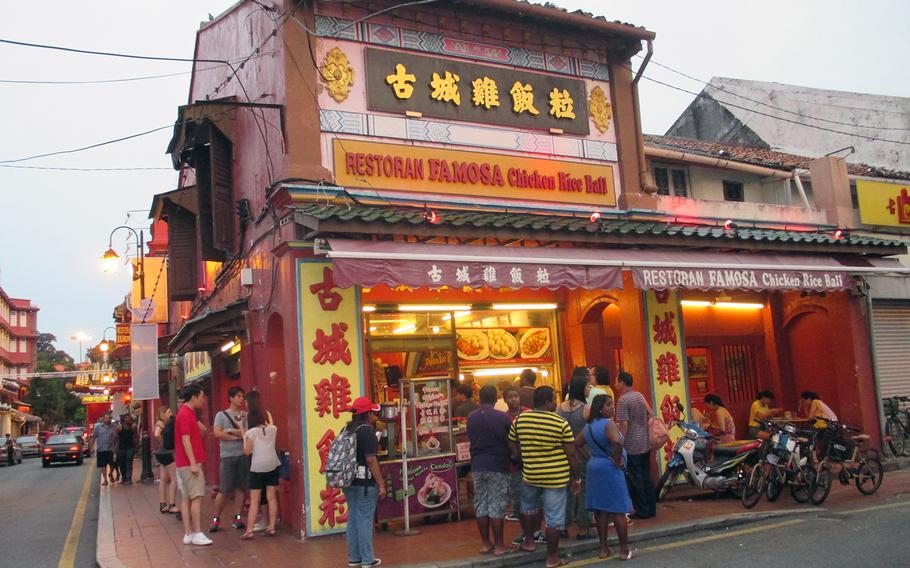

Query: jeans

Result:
[343,484,378,564]
[521,483,567,530]
[626,452,656,518]
[117,448,135,483]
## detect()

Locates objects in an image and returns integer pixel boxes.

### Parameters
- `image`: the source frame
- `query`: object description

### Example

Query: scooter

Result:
[656,422,762,501]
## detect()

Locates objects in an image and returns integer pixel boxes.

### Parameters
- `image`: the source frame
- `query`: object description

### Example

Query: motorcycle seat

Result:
[713,439,762,457]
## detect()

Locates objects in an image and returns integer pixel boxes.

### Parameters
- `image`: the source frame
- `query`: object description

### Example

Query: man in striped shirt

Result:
[509,386,581,567]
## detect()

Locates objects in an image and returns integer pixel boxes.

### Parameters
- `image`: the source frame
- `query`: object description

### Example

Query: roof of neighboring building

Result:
[666,77,910,171]
[645,134,910,182]
[294,203,906,255]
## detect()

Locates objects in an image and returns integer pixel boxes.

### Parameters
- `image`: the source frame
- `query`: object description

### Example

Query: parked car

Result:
[42,435,84,467]
[16,435,41,458]
[1,438,23,466]
[62,427,91,457]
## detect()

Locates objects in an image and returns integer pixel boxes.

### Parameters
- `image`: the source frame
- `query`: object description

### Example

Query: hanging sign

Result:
[856,179,910,227]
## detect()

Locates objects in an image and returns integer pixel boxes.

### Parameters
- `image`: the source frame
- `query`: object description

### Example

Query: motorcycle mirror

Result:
[685,428,699,440]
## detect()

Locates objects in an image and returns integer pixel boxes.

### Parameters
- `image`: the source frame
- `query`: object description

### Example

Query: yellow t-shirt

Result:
[748,400,770,427]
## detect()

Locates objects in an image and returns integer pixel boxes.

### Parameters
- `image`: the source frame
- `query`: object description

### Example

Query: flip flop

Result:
[479,546,494,554]
[240,531,254,540]
[500,545,522,556]
[545,559,568,568]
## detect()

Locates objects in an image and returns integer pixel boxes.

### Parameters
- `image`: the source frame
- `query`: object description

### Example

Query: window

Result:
[723,180,744,202]
[652,165,690,197]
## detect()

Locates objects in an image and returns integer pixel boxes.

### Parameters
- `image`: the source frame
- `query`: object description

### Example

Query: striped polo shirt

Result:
[508,410,574,488]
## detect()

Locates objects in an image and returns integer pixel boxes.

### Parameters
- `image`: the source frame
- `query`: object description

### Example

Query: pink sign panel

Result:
[631,267,853,292]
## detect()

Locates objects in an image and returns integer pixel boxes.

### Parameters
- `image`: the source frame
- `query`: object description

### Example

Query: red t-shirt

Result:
[174,404,205,468]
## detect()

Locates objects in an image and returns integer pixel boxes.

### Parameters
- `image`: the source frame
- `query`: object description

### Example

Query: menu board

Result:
[455,327,552,364]
[377,454,458,521]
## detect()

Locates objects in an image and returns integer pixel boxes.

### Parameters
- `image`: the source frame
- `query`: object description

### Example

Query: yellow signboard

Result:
[115,324,131,348]
[299,261,364,536]
[857,179,910,227]
[644,290,690,473]
[333,139,616,207]
[82,395,112,404]
[184,351,212,384]
[131,256,169,323]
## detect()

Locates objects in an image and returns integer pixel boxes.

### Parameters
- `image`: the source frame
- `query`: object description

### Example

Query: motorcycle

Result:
[656,422,763,501]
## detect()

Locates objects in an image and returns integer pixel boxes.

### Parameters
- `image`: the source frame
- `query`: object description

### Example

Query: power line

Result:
[0,124,173,164]
[0,38,202,63]
[0,164,172,171]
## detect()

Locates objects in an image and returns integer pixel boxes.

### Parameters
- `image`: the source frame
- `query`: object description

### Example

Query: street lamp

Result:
[70,332,91,365]
[101,225,154,483]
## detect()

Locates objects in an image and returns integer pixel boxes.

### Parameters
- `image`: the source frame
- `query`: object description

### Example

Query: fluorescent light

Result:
[681,300,712,307]
[220,340,236,352]
[473,367,537,378]
[442,311,472,321]
[398,304,471,312]
[362,305,376,312]
[392,323,417,334]
[432,326,441,333]
[368,326,377,332]
[491,303,558,311]
[716,302,764,310]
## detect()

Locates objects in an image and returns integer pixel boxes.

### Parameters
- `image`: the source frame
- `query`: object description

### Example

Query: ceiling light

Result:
[398,304,471,312]
[362,305,376,312]
[491,303,558,311]
[715,302,764,309]
[220,340,236,352]
[680,300,712,307]
[442,311,472,321]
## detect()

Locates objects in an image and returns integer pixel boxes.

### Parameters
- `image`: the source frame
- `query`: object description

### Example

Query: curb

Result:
[95,484,126,568]
[397,508,809,568]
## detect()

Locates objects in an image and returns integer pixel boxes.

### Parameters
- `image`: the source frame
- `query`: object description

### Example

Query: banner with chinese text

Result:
[643,290,690,473]
[298,261,365,537]
[856,179,910,227]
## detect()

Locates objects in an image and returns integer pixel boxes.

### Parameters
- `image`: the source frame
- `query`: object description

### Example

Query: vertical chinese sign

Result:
[298,261,364,536]
[643,290,690,473]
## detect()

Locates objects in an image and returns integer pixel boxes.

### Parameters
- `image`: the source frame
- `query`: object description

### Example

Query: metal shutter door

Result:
[872,302,910,398]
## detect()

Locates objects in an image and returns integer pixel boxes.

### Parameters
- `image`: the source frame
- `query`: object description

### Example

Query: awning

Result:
[322,239,909,292]
[168,299,248,355]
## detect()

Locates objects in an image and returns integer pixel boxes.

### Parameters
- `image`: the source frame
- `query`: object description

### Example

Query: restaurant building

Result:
[153,0,907,538]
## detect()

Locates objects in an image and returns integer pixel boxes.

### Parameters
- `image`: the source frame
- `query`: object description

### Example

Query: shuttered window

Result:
[194,121,235,261]
[871,302,910,398]
[167,208,199,301]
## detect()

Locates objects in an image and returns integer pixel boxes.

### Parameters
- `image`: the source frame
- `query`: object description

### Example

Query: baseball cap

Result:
[349,397,380,415]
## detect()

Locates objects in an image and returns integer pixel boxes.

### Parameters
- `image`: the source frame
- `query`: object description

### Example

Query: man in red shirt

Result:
[175,384,212,546]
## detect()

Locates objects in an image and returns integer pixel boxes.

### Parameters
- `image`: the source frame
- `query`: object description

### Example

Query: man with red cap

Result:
[343,397,387,568]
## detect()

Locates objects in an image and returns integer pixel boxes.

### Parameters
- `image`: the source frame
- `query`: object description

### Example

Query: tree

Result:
[35,333,75,373]
[28,334,82,425]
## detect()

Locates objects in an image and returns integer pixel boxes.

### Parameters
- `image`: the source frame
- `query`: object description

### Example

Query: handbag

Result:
[648,417,670,452]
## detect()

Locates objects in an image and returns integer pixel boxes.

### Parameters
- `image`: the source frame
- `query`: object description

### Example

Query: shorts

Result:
[177,466,207,499]
[156,452,175,466]
[96,451,113,468]
[249,467,280,491]
[220,455,251,493]
[521,482,567,530]
[472,471,510,519]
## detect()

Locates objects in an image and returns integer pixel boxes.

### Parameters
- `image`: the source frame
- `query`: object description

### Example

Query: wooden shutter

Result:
[167,208,198,301]
[208,126,234,255]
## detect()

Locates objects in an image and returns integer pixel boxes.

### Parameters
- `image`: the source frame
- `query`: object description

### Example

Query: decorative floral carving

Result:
[588,85,613,133]
[319,47,354,102]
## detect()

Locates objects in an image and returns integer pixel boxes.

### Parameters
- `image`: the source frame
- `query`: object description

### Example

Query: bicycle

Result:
[741,420,817,508]
[810,418,884,505]
[883,395,910,457]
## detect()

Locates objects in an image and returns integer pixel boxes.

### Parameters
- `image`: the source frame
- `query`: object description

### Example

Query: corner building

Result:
[153,0,906,538]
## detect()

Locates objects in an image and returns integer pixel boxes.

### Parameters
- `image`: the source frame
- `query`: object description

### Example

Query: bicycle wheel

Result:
[766,466,783,502]
[810,465,832,505]
[742,465,765,509]
[885,419,906,457]
[855,458,884,495]
[790,467,813,503]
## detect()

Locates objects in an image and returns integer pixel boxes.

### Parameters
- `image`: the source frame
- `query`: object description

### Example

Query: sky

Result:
[1,0,908,363]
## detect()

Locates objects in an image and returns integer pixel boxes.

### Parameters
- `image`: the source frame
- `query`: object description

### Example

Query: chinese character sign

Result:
[644,289,690,473]
[299,261,364,536]
[856,180,910,227]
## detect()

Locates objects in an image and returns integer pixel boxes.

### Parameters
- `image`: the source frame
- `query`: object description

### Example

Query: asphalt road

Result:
[0,454,99,568]
[565,497,910,567]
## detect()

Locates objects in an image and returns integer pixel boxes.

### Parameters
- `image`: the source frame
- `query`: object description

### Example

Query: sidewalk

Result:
[99,463,910,568]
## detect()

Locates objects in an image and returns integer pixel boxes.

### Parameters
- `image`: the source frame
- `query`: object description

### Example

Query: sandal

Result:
[545,560,568,568]
[168,504,179,514]
[160,503,169,514]
[264,528,277,537]
[241,531,255,540]
[620,549,633,561]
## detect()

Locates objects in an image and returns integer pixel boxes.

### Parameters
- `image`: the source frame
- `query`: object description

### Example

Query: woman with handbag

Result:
[575,394,633,561]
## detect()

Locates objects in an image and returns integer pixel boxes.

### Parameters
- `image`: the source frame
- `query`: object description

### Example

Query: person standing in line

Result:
[210,387,249,533]
[614,372,656,519]
[467,385,512,556]
[584,366,614,420]
[92,414,117,486]
[518,368,537,410]
[154,407,179,514]
[509,386,581,568]
[494,380,512,412]
[176,384,213,546]
[453,384,480,419]
[115,415,138,485]
[343,397,386,568]
[503,386,529,523]
[557,369,594,540]
[241,398,281,539]
[575,394,633,560]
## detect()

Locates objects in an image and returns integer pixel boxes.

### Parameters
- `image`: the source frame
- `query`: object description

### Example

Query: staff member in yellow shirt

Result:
[748,391,782,438]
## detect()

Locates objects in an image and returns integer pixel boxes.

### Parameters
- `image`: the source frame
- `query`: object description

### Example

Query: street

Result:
[566,496,910,567]
[0,456,98,568]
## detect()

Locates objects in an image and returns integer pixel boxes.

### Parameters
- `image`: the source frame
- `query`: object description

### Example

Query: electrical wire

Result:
[0,164,172,171]
[0,124,174,164]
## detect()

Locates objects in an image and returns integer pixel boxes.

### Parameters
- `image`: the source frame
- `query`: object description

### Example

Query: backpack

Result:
[325,424,368,489]
[162,417,176,451]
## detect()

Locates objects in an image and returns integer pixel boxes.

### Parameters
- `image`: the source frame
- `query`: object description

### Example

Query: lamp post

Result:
[70,332,91,365]
[101,226,154,484]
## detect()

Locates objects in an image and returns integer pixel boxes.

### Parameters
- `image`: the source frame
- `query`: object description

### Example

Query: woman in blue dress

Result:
[575,394,633,560]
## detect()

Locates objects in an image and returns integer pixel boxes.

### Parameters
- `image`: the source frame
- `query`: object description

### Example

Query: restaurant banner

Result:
[183,351,212,384]
[330,256,623,291]
[632,266,851,292]
[643,290,691,474]
[366,47,590,135]
[333,139,616,208]
[856,179,910,227]
[377,454,458,522]
[115,323,131,348]
[456,327,552,364]
[130,324,159,401]
[298,261,364,537]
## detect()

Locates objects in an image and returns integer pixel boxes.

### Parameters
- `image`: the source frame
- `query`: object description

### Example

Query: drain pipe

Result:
[863,280,888,450]
[632,40,655,193]
[791,169,812,209]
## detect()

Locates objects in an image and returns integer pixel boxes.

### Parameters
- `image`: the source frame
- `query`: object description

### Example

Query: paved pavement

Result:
[0,454,98,568]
